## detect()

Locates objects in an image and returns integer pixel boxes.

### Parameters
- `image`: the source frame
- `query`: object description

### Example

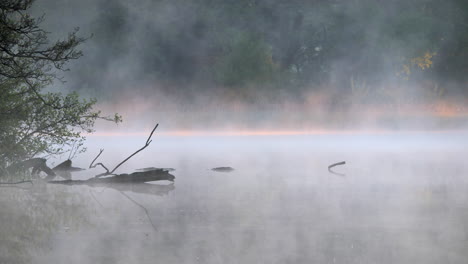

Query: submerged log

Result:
[137,167,175,172]
[49,169,175,185]
[328,161,346,170]
[328,161,346,176]
[211,167,234,172]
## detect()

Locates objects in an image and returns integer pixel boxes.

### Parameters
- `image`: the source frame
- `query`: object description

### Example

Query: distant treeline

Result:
[74,0,468,98]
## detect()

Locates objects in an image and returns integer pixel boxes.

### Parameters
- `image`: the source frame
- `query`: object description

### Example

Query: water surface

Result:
[1,133,468,263]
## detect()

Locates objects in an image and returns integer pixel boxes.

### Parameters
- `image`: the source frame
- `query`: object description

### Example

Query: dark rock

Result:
[211,167,234,172]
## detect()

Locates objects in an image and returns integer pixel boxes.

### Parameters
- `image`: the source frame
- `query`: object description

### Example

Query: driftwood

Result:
[7,158,55,177]
[328,161,346,176]
[211,167,234,172]
[137,167,175,172]
[49,168,175,185]
[50,159,84,180]
[48,123,177,201]
[88,149,110,174]
[53,159,85,172]
[90,124,159,177]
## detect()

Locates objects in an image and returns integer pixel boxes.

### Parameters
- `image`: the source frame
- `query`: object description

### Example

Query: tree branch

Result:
[328,161,346,176]
[89,148,103,168]
[89,149,110,174]
[91,123,159,178]
[108,124,159,175]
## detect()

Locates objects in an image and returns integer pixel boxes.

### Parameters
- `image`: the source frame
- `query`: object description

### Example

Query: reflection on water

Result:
[1,133,468,263]
[0,181,98,263]
[55,170,72,180]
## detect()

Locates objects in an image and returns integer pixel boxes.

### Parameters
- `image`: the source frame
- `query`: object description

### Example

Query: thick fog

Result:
[30,0,468,132]
[1,1,468,264]
[2,133,468,263]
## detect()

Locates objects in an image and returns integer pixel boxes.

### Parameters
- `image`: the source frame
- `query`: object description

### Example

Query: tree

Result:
[0,0,120,170]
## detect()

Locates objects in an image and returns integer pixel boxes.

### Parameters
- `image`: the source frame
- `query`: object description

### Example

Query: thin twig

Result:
[69,141,80,160]
[328,161,346,170]
[89,149,104,168]
[93,163,110,174]
[68,141,76,160]
[108,124,159,175]
[89,149,110,175]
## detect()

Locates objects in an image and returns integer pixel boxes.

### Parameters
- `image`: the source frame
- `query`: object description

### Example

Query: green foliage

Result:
[0,0,121,169]
[76,0,468,97]
[214,34,277,87]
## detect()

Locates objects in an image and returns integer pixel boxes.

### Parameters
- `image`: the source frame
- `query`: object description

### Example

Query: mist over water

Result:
[2,133,468,263]
[30,0,468,133]
[2,1,468,263]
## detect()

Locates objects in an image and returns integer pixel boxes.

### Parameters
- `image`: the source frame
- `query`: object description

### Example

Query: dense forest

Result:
[2,0,468,169]
[62,0,468,101]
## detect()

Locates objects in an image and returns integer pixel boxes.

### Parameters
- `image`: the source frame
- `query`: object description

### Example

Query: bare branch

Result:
[107,124,159,175]
[93,163,110,175]
[68,141,76,160]
[89,148,103,168]
[328,161,346,170]
[89,149,110,175]
[328,161,346,176]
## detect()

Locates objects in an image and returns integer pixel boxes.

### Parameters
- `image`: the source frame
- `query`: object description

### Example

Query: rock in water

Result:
[53,159,85,172]
[211,167,234,172]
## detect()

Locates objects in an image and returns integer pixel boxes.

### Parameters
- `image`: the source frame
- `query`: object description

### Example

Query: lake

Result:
[1,132,468,263]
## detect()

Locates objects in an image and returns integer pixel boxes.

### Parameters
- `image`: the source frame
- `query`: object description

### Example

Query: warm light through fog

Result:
[86,128,465,137]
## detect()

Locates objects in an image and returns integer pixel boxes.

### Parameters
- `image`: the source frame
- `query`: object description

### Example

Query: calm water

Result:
[1,133,468,264]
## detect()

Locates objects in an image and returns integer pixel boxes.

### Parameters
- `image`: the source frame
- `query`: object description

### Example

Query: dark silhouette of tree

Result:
[0,0,120,170]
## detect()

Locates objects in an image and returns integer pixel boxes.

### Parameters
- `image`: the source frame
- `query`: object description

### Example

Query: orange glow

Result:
[87,130,334,137]
[431,102,467,117]
[86,129,465,137]
[90,91,468,137]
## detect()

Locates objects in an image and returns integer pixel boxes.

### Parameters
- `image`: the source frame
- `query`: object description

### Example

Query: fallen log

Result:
[49,169,175,185]
[211,167,234,172]
[90,123,159,177]
[7,158,55,177]
[53,159,85,172]
[137,167,175,172]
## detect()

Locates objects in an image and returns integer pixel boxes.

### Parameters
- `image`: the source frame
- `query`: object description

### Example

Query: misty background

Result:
[31,0,468,131]
[3,2,468,263]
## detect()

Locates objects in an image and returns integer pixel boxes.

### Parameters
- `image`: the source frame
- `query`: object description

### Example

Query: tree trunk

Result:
[6,158,55,177]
